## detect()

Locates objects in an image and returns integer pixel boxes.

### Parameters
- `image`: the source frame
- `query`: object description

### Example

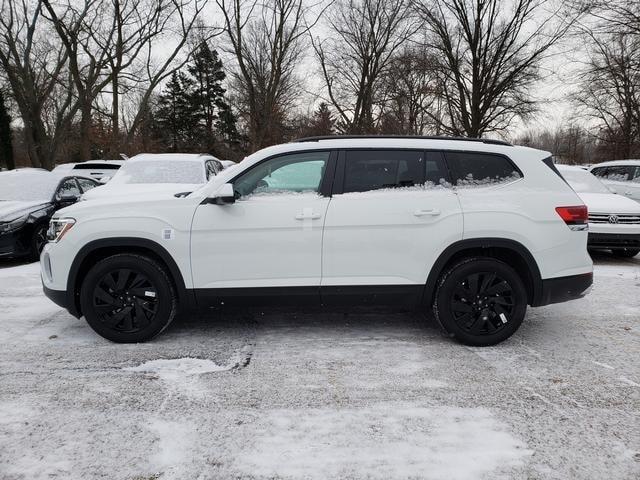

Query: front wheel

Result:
[611,248,640,258]
[434,258,528,346]
[80,254,177,343]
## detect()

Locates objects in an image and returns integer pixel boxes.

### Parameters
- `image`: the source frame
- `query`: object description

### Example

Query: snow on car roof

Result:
[128,153,217,163]
[590,159,640,167]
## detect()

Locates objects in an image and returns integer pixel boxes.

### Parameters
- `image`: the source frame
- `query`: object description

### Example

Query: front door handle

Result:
[413,208,441,217]
[295,212,322,220]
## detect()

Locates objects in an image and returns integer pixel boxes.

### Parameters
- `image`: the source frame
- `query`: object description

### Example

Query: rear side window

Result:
[342,150,449,193]
[445,152,521,186]
[599,165,637,182]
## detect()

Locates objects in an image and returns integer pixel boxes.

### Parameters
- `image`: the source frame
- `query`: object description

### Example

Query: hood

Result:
[0,200,50,221]
[577,192,640,215]
[82,183,202,200]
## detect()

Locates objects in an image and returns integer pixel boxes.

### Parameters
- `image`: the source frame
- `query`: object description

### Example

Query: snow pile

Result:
[234,404,531,479]
[457,171,522,188]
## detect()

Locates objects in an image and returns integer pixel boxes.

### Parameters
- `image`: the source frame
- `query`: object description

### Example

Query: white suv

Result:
[41,136,593,346]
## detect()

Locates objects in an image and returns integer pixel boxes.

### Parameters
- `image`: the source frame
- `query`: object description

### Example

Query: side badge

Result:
[162,228,175,240]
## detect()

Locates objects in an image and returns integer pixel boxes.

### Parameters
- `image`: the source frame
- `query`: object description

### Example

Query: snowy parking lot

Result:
[0,254,638,480]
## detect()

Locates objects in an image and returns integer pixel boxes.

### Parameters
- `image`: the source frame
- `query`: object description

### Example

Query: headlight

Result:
[47,218,76,242]
[0,214,29,234]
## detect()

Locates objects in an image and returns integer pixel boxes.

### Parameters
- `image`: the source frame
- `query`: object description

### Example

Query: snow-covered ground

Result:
[0,253,638,479]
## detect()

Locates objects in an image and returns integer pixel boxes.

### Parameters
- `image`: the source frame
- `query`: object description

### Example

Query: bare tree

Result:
[572,32,640,159]
[0,0,76,169]
[414,0,576,138]
[217,0,322,149]
[377,47,443,135]
[313,0,416,134]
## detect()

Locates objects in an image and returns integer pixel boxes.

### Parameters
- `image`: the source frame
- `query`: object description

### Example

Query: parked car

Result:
[41,136,593,346]
[558,165,640,258]
[81,154,223,201]
[590,160,640,202]
[0,169,99,259]
[53,160,124,183]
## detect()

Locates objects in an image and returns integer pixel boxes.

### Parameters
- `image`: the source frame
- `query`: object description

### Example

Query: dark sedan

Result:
[0,169,99,260]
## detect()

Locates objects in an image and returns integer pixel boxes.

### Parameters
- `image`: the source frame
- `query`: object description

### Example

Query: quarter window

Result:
[601,166,636,182]
[234,151,330,197]
[446,152,521,186]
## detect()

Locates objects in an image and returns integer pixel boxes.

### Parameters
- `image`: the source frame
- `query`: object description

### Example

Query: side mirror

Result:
[210,183,235,205]
[56,194,80,205]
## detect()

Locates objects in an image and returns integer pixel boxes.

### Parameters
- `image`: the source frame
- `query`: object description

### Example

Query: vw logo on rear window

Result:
[608,215,619,224]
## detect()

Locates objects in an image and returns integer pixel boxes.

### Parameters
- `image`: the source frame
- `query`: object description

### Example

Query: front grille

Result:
[588,213,640,224]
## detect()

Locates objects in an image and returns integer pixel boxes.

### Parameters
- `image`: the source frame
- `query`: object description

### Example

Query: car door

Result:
[596,166,640,201]
[190,150,334,304]
[321,149,463,304]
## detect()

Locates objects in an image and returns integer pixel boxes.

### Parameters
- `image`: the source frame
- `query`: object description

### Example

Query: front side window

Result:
[446,152,521,187]
[76,177,98,193]
[343,150,434,193]
[234,151,330,198]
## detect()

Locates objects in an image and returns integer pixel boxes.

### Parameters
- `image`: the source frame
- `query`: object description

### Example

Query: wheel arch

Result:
[66,237,195,318]
[422,238,543,308]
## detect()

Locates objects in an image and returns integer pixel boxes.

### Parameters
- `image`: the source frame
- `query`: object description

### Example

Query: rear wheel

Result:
[434,258,527,346]
[80,254,177,343]
[611,248,640,258]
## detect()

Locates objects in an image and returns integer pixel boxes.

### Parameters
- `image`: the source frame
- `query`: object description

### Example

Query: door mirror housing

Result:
[56,194,80,205]
[210,183,235,204]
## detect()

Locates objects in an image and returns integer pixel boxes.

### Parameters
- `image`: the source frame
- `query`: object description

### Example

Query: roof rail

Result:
[291,135,512,146]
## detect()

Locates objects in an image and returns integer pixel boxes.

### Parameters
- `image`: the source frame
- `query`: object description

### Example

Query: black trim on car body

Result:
[422,238,544,307]
[62,237,193,318]
[588,232,640,249]
[538,272,593,306]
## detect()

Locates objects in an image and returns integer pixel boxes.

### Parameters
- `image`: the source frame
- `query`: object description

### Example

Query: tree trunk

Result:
[79,101,92,160]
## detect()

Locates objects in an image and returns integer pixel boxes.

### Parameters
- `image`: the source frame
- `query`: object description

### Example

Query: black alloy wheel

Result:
[80,254,177,342]
[434,257,527,346]
[92,268,159,333]
[611,248,640,258]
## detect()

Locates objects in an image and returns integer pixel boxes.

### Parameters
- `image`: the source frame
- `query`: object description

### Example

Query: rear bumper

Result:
[588,233,640,250]
[534,272,593,307]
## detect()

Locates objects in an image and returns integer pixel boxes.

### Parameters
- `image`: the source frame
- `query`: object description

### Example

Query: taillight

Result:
[555,206,588,230]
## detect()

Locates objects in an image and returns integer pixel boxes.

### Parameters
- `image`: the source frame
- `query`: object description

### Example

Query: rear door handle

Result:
[413,208,441,217]
[295,213,322,220]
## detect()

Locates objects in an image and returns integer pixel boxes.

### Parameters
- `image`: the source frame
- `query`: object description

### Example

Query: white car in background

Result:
[82,153,223,201]
[589,160,640,202]
[558,165,640,258]
[53,160,124,183]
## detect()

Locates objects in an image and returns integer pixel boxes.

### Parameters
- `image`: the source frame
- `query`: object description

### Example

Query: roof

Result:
[590,160,640,168]
[128,153,217,163]
[293,135,512,146]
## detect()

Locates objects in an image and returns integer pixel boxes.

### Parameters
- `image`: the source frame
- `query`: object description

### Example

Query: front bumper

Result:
[535,272,593,306]
[588,232,640,250]
[0,230,30,258]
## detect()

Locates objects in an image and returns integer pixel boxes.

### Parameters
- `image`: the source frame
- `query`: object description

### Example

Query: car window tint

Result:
[603,166,635,182]
[234,151,330,197]
[56,178,81,199]
[76,178,98,193]
[591,167,606,177]
[445,152,521,186]
[343,150,425,193]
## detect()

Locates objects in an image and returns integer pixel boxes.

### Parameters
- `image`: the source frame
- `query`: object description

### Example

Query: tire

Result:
[30,223,48,261]
[433,257,528,347]
[611,248,640,258]
[79,254,177,343]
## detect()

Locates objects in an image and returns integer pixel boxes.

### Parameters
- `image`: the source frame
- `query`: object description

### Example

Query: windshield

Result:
[110,160,205,185]
[0,172,58,202]
[561,169,610,194]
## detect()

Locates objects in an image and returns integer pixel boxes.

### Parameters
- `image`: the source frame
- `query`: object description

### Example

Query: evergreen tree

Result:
[154,72,198,151]
[307,103,335,136]
[0,90,14,170]
[187,42,238,146]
